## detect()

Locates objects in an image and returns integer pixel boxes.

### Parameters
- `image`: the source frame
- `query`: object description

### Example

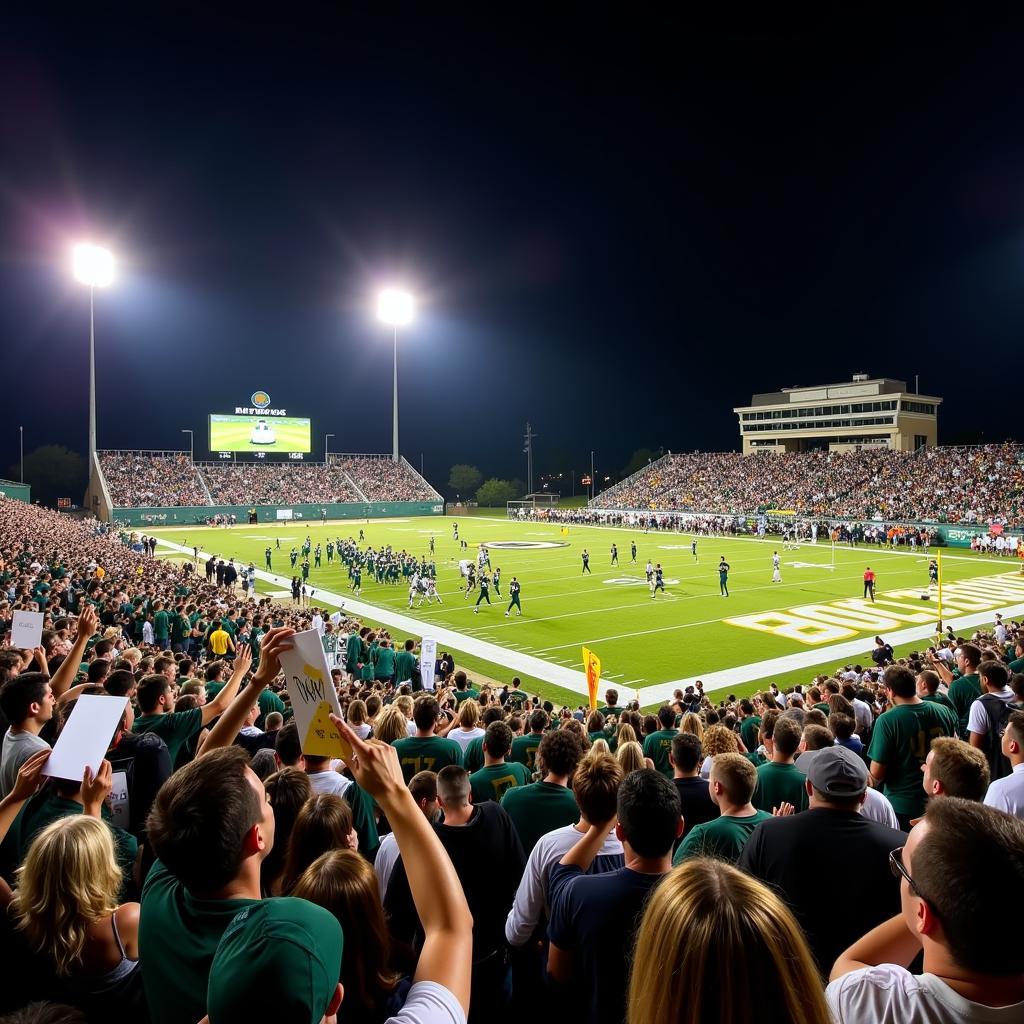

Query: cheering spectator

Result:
[752,715,809,813]
[828,798,1024,1020]
[669,732,718,837]
[984,710,1024,818]
[739,747,906,976]
[921,737,990,803]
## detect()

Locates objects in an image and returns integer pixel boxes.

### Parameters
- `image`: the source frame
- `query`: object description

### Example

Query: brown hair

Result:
[261,769,314,893]
[280,793,354,895]
[702,724,739,759]
[292,849,399,1010]
[572,752,624,823]
[928,737,990,801]
[710,753,758,804]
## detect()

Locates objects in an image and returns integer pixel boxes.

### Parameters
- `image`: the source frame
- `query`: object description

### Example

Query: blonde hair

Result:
[14,816,122,976]
[589,738,611,756]
[680,713,703,740]
[374,705,409,745]
[347,699,367,726]
[395,694,414,718]
[457,699,481,729]
[702,724,739,758]
[616,723,638,745]
[616,740,646,774]
[627,860,832,1024]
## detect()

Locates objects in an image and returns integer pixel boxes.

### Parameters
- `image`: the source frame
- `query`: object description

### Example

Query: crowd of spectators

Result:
[97,453,209,508]
[2,495,1023,1023]
[200,462,360,505]
[332,456,440,502]
[592,443,1024,526]
[97,452,439,509]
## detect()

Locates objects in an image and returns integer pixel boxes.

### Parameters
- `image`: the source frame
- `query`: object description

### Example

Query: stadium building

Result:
[733,373,941,455]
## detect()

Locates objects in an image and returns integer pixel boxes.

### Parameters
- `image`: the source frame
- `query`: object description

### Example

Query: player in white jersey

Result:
[425,577,442,604]
[408,573,420,608]
[645,559,654,582]
[772,551,782,583]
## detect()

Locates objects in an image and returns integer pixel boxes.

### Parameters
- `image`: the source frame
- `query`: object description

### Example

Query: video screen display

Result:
[209,414,312,453]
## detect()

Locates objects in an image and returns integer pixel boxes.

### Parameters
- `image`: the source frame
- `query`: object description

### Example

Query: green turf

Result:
[209,415,311,453]
[151,516,1022,708]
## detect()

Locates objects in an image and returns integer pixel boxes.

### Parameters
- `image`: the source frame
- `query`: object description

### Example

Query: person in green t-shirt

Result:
[675,753,773,865]
[752,716,809,813]
[511,709,548,771]
[152,600,170,650]
[395,639,417,685]
[451,670,480,705]
[500,729,582,855]
[868,664,957,827]
[133,650,251,764]
[392,695,464,784]
[917,668,957,714]
[738,699,762,753]
[932,642,982,736]
[470,721,532,802]
[374,640,397,684]
[504,677,530,710]
[642,706,679,777]
[597,688,626,719]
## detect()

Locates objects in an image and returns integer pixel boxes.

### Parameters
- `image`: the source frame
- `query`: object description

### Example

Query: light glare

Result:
[377,288,415,326]
[72,244,115,287]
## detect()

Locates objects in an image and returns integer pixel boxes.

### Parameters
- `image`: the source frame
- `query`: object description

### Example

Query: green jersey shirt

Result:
[867,701,956,817]
[139,861,259,1024]
[500,780,579,856]
[463,736,486,774]
[673,810,772,866]
[642,728,678,777]
[752,762,809,814]
[739,716,762,753]
[510,733,544,771]
[469,761,532,803]
[132,708,204,765]
[392,735,464,784]
[948,673,981,736]
[153,609,170,640]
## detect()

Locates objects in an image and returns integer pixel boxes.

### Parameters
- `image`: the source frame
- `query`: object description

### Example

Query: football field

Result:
[151,516,1024,709]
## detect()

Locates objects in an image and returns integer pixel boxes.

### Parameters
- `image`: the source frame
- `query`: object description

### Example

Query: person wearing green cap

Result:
[204,898,344,1024]
[139,627,296,1024]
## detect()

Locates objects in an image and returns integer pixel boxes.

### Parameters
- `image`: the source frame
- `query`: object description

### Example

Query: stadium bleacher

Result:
[591,444,1024,526]
[96,450,439,509]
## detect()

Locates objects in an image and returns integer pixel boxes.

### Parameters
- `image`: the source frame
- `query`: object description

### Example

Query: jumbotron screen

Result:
[209,414,312,453]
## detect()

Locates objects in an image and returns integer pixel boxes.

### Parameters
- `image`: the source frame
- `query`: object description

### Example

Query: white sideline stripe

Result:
[636,599,1024,706]
[154,537,594,697]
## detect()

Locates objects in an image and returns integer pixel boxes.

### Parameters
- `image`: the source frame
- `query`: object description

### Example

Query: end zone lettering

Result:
[235,406,288,416]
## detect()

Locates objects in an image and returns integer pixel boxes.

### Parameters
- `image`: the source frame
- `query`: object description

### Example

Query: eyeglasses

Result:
[889,847,923,898]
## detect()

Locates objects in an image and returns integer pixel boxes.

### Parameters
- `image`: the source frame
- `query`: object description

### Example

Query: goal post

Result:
[507,493,558,519]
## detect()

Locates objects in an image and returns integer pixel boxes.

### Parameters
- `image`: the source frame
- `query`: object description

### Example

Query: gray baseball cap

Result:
[805,746,868,798]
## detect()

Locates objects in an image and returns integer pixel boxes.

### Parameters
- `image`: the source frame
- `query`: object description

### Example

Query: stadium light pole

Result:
[181,429,193,462]
[72,244,115,464]
[590,450,595,501]
[376,288,415,463]
[19,426,24,483]
[325,432,335,466]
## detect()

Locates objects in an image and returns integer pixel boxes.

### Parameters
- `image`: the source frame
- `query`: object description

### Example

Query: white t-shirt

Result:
[306,770,352,798]
[984,762,1024,819]
[967,689,1016,736]
[860,786,900,830]
[827,964,1024,1023]
[386,980,465,1024]
[449,727,485,753]
[375,831,401,900]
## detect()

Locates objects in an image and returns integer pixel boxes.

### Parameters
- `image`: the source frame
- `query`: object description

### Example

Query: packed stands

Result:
[98,451,209,507]
[592,444,1024,526]
[1,494,1023,1022]
[96,451,439,508]
[331,454,441,501]
[200,461,360,505]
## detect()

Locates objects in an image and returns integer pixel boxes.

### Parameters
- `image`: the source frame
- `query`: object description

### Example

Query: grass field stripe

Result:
[154,536,595,696]
[637,597,1024,706]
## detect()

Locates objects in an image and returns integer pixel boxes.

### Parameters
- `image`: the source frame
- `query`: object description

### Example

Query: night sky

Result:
[2,9,1022,492]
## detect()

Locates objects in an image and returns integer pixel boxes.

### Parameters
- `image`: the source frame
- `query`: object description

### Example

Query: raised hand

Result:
[772,801,795,817]
[76,603,99,642]
[253,627,295,684]
[9,748,51,802]
[328,713,404,805]
[81,759,113,817]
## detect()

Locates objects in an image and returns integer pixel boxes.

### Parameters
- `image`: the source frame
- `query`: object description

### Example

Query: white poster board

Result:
[43,694,129,781]
[280,628,351,759]
[276,508,294,520]
[11,611,44,650]
[419,637,437,691]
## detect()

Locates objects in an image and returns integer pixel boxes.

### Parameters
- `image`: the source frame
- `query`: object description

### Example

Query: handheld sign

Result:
[419,637,437,691]
[279,629,352,760]
[43,694,129,781]
[11,611,44,650]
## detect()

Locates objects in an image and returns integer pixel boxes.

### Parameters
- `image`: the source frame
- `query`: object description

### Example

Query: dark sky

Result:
[2,8,1023,491]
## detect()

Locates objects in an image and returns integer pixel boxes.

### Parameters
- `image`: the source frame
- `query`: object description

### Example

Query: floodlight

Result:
[377,288,415,326]
[72,244,115,287]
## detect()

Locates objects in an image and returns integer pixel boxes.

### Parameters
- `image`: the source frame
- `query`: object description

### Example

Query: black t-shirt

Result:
[738,808,905,977]
[384,801,525,960]
[673,776,719,837]
[106,730,173,841]
[548,864,666,1024]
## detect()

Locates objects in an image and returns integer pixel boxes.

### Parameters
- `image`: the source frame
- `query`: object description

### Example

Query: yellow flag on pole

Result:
[582,646,601,709]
